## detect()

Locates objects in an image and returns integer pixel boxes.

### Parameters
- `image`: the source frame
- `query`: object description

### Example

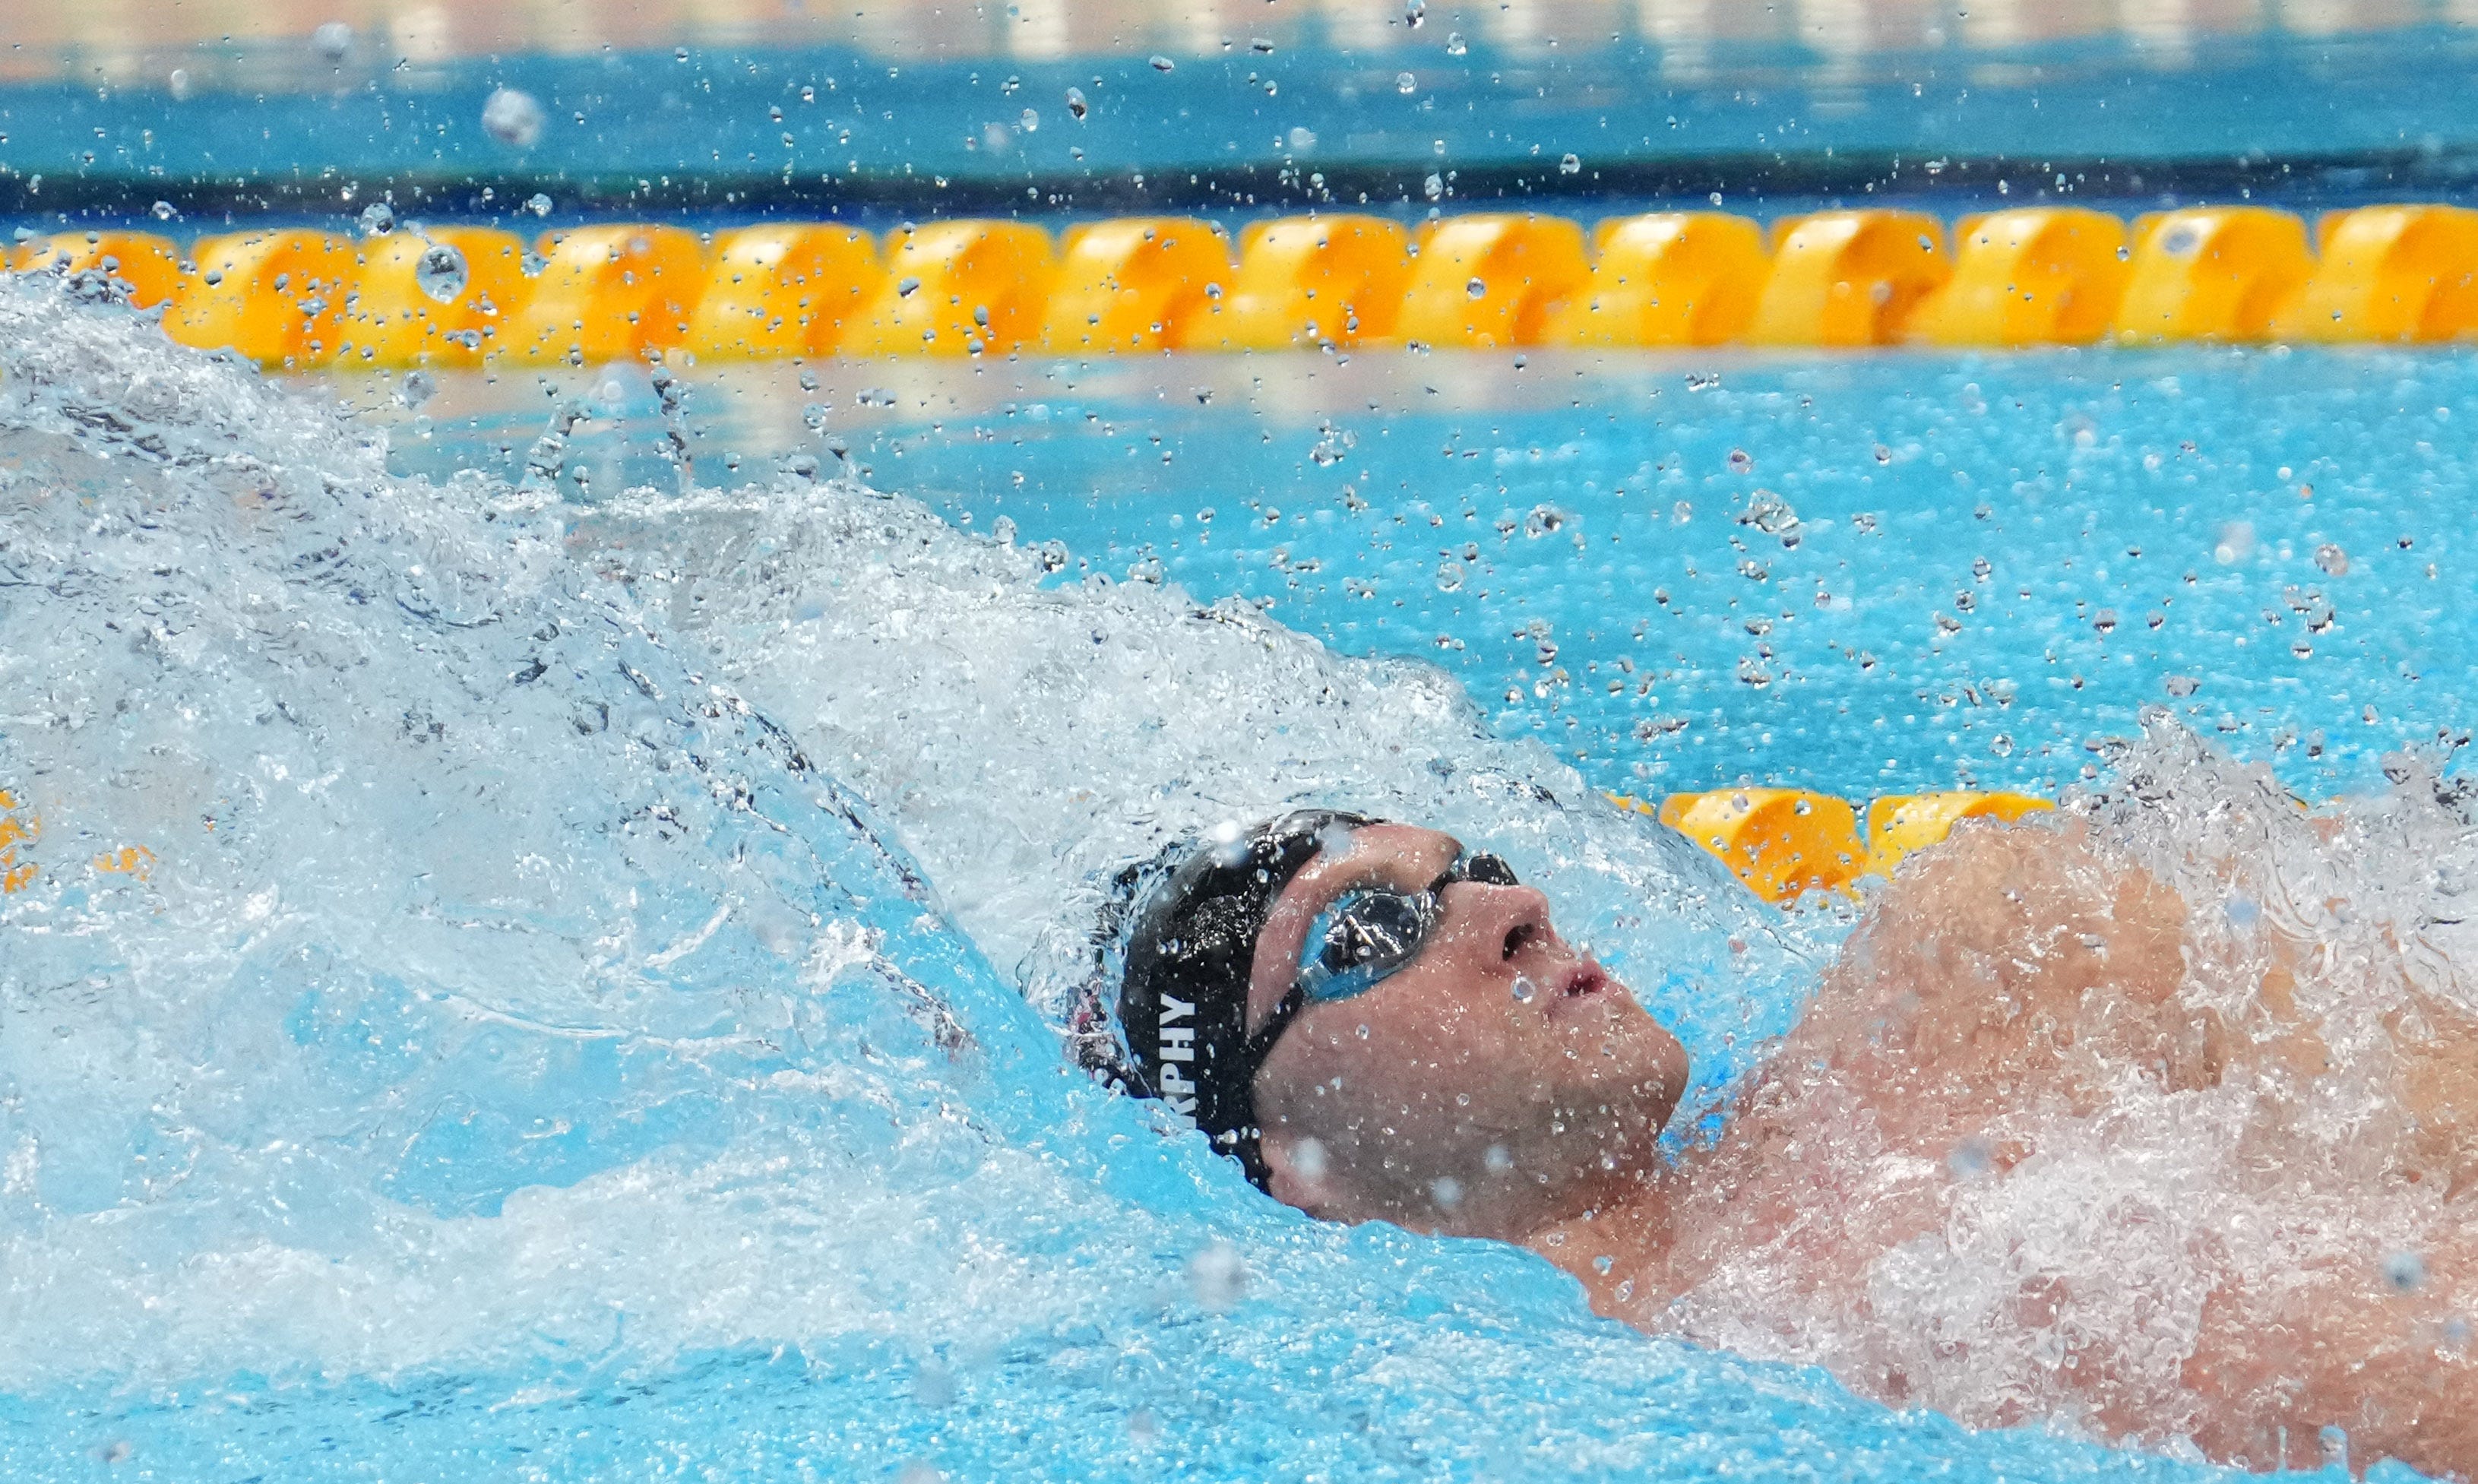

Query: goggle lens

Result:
[1295,850,1520,1005]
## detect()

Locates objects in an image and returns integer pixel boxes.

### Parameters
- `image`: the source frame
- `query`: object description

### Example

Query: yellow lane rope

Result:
[10,203,2476,369]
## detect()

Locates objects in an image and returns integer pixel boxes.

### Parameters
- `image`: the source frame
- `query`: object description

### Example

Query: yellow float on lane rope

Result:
[2112,207,2313,343]
[167,228,357,366]
[498,225,705,366]
[1205,214,1411,350]
[337,226,530,368]
[1864,791,2054,875]
[1625,787,1869,903]
[8,230,186,309]
[1610,786,2056,904]
[685,223,883,361]
[1390,212,1590,348]
[1041,217,1231,353]
[844,220,1055,359]
[2274,204,2478,343]
[1549,211,1769,347]
[1908,207,2130,347]
[1746,210,1950,347]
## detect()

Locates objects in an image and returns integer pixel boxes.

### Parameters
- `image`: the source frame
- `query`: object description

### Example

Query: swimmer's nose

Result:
[1443,879,1560,964]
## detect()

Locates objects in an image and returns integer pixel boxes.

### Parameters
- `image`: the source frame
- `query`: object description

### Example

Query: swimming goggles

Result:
[1240,846,1520,1073]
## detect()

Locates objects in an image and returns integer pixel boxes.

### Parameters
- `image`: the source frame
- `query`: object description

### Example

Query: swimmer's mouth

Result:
[1548,963,1609,1014]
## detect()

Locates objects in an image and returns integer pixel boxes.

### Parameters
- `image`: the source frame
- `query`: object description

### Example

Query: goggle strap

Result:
[1242,983,1307,1080]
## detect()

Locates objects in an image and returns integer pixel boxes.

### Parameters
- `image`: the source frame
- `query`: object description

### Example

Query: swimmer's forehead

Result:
[1245,823,1463,1027]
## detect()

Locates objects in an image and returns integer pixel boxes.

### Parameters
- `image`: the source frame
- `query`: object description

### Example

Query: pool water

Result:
[378,343,2477,805]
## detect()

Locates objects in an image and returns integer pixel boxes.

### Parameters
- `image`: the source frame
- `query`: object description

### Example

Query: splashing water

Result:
[413,240,469,304]
[0,281,2454,1479]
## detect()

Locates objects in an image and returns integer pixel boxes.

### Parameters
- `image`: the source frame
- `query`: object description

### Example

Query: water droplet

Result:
[1511,976,1536,1002]
[482,87,546,150]
[1445,30,1467,54]
[359,201,396,236]
[1065,86,1089,120]
[2092,608,2119,635]
[398,369,438,410]
[149,200,177,221]
[166,68,192,100]
[1465,277,1486,299]
[2315,542,2350,576]
[1405,0,1426,25]
[674,45,691,62]
[1424,173,1444,201]
[1727,448,1752,473]
[310,21,354,61]
[1149,54,1176,71]
[2115,243,2131,261]
[1396,71,1417,93]
[1429,1175,1462,1210]
[897,276,922,297]
[1559,152,1581,174]
[1018,106,1040,131]
[2164,674,2201,698]
[1435,560,1464,592]
[1483,1143,1513,1172]
[2385,1250,2427,1291]
[1187,1240,1246,1312]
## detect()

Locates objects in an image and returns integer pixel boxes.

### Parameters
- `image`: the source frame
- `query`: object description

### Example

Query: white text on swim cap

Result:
[1157,996,1198,1115]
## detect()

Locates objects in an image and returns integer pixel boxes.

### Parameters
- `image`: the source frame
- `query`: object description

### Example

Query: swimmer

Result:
[1106,808,2478,1479]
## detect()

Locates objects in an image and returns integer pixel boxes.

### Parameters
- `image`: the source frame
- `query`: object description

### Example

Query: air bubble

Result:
[1559,153,1581,174]
[359,202,396,236]
[1397,71,1417,94]
[1466,277,1486,299]
[1065,87,1089,120]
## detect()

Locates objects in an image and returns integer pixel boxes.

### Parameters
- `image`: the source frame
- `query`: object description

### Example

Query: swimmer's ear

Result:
[1258,1127,1340,1217]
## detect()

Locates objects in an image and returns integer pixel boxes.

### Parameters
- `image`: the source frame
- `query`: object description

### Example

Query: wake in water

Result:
[0,278,2468,1479]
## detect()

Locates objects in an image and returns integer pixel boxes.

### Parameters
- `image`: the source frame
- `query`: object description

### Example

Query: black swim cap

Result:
[1117,809,1372,1188]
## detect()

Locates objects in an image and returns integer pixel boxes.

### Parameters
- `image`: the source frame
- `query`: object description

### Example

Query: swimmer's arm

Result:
[1790,817,2198,1119]
[2182,1234,2478,1477]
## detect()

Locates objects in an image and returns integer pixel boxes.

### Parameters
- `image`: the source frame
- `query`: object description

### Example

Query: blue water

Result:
[384,345,2477,805]
[0,271,2412,1483]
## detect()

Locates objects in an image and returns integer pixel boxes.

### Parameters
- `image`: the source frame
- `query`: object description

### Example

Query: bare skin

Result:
[1239,818,2478,1479]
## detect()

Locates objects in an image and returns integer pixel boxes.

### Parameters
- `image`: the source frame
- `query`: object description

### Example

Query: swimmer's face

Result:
[1245,823,1687,1239]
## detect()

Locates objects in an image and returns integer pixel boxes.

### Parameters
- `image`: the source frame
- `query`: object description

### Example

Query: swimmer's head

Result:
[1119,813,1688,1239]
